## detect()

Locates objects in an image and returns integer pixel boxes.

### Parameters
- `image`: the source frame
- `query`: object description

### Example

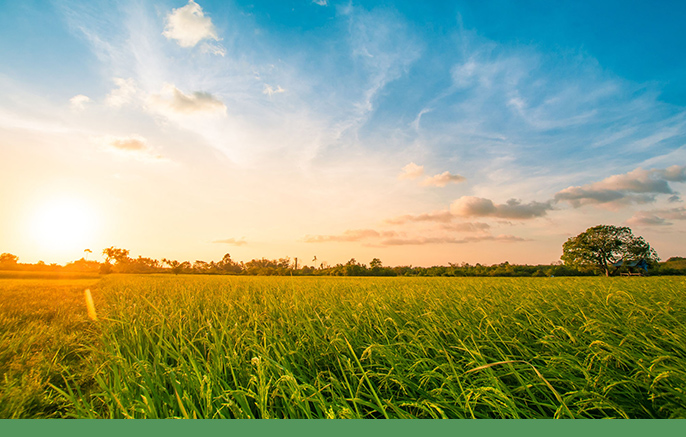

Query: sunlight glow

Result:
[29,197,98,255]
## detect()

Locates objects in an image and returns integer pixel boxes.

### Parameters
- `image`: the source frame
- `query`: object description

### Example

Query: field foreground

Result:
[1,275,685,418]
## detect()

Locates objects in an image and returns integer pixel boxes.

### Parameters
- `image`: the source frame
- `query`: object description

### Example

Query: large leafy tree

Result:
[561,225,659,276]
[0,253,19,268]
[102,247,131,264]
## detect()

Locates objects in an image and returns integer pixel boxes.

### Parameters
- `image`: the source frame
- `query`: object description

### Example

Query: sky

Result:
[1,0,685,267]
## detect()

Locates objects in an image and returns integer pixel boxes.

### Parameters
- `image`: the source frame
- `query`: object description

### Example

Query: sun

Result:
[29,197,98,256]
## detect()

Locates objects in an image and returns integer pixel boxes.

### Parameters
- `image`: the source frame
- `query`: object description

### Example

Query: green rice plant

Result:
[4,275,686,418]
[0,278,100,418]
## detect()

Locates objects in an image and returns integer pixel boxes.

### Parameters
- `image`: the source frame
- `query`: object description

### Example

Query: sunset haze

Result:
[1,0,685,266]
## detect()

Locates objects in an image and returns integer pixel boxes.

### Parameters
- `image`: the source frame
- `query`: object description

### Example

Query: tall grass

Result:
[0,278,100,418]
[45,275,686,419]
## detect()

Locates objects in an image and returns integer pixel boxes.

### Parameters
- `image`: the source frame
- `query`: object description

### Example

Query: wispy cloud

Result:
[304,227,522,246]
[263,84,285,97]
[380,234,526,246]
[163,0,221,49]
[337,6,422,137]
[625,211,670,227]
[200,42,226,57]
[626,207,686,227]
[384,211,494,237]
[406,26,686,208]
[7,1,686,265]
[442,222,491,232]
[304,229,396,243]
[212,238,247,246]
[385,210,454,224]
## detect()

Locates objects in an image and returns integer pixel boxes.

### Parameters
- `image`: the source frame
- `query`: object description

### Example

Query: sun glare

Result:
[29,197,98,256]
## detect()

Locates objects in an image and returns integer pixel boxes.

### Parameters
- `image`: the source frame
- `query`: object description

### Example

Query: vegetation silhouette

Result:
[1,225,682,277]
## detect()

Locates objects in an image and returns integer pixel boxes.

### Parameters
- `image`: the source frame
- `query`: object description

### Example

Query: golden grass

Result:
[0,278,99,418]
[3,274,686,418]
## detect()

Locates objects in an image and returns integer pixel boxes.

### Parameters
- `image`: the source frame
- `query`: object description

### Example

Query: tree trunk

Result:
[600,257,610,276]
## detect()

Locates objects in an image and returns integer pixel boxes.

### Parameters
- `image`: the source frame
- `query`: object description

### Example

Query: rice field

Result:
[1,274,685,418]
[0,277,100,418]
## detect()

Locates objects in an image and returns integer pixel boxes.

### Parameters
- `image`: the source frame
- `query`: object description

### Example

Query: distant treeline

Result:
[2,250,686,277]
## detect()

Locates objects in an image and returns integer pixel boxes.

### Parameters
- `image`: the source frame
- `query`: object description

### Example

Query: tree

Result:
[370,258,383,269]
[64,258,100,273]
[193,260,210,274]
[343,258,367,276]
[561,225,659,276]
[162,258,189,275]
[103,247,131,264]
[0,253,19,269]
[216,253,242,274]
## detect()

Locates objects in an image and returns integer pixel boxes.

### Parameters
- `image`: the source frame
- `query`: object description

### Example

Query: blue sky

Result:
[1,0,685,266]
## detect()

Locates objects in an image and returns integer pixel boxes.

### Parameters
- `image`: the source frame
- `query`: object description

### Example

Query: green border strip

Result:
[3,419,684,437]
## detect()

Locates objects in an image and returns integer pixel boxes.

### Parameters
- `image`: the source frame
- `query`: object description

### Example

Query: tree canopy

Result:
[0,253,18,267]
[561,225,659,276]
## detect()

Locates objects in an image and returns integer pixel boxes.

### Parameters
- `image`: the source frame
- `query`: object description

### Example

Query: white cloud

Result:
[399,162,424,180]
[590,168,675,193]
[661,165,686,182]
[399,164,464,187]
[451,196,552,219]
[263,84,286,97]
[107,136,147,152]
[385,210,454,225]
[97,134,164,161]
[149,84,226,115]
[312,0,328,6]
[163,0,220,48]
[105,78,137,108]
[421,171,466,187]
[554,166,685,208]
[43,1,686,265]
[385,211,493,233]
[626,211,670,227]
[442,222,492,232]
[303,227,522,246]
[380,234,526,246]
[304,229,395,243]
[658,207,686,220]
[69,94,91,111]
[626,207,686,227]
